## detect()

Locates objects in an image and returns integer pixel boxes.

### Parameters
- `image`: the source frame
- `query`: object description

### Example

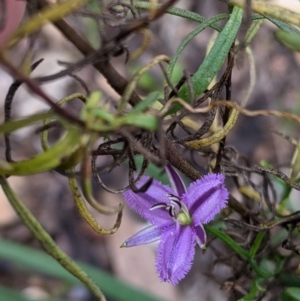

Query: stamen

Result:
[170,199,182,208]
[150,203,168,211]
[149,195,189,222]
[167,194,181,202]
[168,206,175,217]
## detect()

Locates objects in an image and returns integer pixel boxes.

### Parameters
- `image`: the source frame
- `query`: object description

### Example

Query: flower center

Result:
[150,195,192,226]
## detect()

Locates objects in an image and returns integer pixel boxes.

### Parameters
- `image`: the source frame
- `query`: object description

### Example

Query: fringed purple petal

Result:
[123,176,174,227]
[194,224,207,249]
[165,164,187,197]
[121,225,163,248]
[156,224,196,285]
[183,174,228,225]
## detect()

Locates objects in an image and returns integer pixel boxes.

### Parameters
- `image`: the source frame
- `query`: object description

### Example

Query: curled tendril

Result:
[255,165,300,191]
[128,28,152,61]
[4,58,44,163]
[40,92,123,234]
[68,169,123,235]
[117,54,170,112]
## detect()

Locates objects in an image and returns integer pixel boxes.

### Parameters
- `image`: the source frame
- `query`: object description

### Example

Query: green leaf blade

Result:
[0,239,165,301]
[167,7,243,115]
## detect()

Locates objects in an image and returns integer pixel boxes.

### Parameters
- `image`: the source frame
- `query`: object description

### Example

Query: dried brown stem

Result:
[34,0,253,220]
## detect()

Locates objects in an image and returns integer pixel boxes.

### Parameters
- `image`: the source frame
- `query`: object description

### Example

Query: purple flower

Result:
[121,164,229,285]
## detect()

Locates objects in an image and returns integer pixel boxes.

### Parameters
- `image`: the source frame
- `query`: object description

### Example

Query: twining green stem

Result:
[41,93,123,218]
[167,13,229,78]
[118,55,169,112]
[0,129,81,176]
[0,112,53,135]
[0,176,106,301]
[133,1,223,31]
[245,19,264,46]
